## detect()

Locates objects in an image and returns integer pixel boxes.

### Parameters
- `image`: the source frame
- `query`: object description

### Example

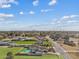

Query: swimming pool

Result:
[23,50,31,53]
[20,49,31,53]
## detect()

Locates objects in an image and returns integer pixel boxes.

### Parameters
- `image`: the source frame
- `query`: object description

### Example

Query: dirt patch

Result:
[68,52,79,59]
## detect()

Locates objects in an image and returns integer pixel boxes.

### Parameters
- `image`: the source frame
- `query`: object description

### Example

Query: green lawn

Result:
[15,55,63,59]
[0,47,22,59]
[13,40,50,45]
[0,47,64,59]
[13,41,36,44]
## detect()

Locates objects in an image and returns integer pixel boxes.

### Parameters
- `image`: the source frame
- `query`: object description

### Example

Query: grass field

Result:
[0,47,64,59]
[13,40,36,44]
[13,40,51,45]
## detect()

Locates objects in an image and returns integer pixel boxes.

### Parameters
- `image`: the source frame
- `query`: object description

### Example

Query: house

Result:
[12,37,33,41]
[0,41,10,46]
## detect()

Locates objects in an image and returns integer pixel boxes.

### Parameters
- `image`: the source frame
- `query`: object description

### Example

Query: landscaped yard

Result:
[0,47,64,59]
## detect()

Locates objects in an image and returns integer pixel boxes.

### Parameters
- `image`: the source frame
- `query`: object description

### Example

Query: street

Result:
[46,36,71,59]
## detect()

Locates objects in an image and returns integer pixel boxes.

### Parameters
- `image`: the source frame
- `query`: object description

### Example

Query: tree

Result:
[64,35,69,44]
[5,52,14,59]
[78,40,79,47]
[53,34,60,41]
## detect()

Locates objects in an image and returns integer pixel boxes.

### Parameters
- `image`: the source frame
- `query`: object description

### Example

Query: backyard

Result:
[0,47,64,59]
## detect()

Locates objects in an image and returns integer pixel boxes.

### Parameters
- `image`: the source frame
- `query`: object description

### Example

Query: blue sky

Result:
[0,0,79,31]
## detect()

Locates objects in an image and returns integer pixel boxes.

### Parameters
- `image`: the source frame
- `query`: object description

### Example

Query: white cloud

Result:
[33,0,39,6]
[61,15,79,19]
[70,15,79,18]
[51,15,79,25]
[29,11,35,15]
[62,16,70,19]
[1,4,11,8]
[0,20,15,24]
[19,11,24,15]
[0,13,14,17]
[0,0,18,8]
[49,0,57,6]
[57,15,79,23]
[0,13,14,21]
[67,20,77,23]
[41,9,52,13]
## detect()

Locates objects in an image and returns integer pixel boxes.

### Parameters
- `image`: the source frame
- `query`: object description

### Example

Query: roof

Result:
[0,41,9,44]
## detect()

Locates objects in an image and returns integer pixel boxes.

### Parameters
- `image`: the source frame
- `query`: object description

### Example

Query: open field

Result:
[0,47,63,59]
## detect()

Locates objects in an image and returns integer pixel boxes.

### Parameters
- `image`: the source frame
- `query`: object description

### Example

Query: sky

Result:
[0,0,79,31]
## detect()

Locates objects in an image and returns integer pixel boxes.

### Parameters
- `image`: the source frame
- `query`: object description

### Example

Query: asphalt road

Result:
[46,36,71,59]
[53,42,71,59]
